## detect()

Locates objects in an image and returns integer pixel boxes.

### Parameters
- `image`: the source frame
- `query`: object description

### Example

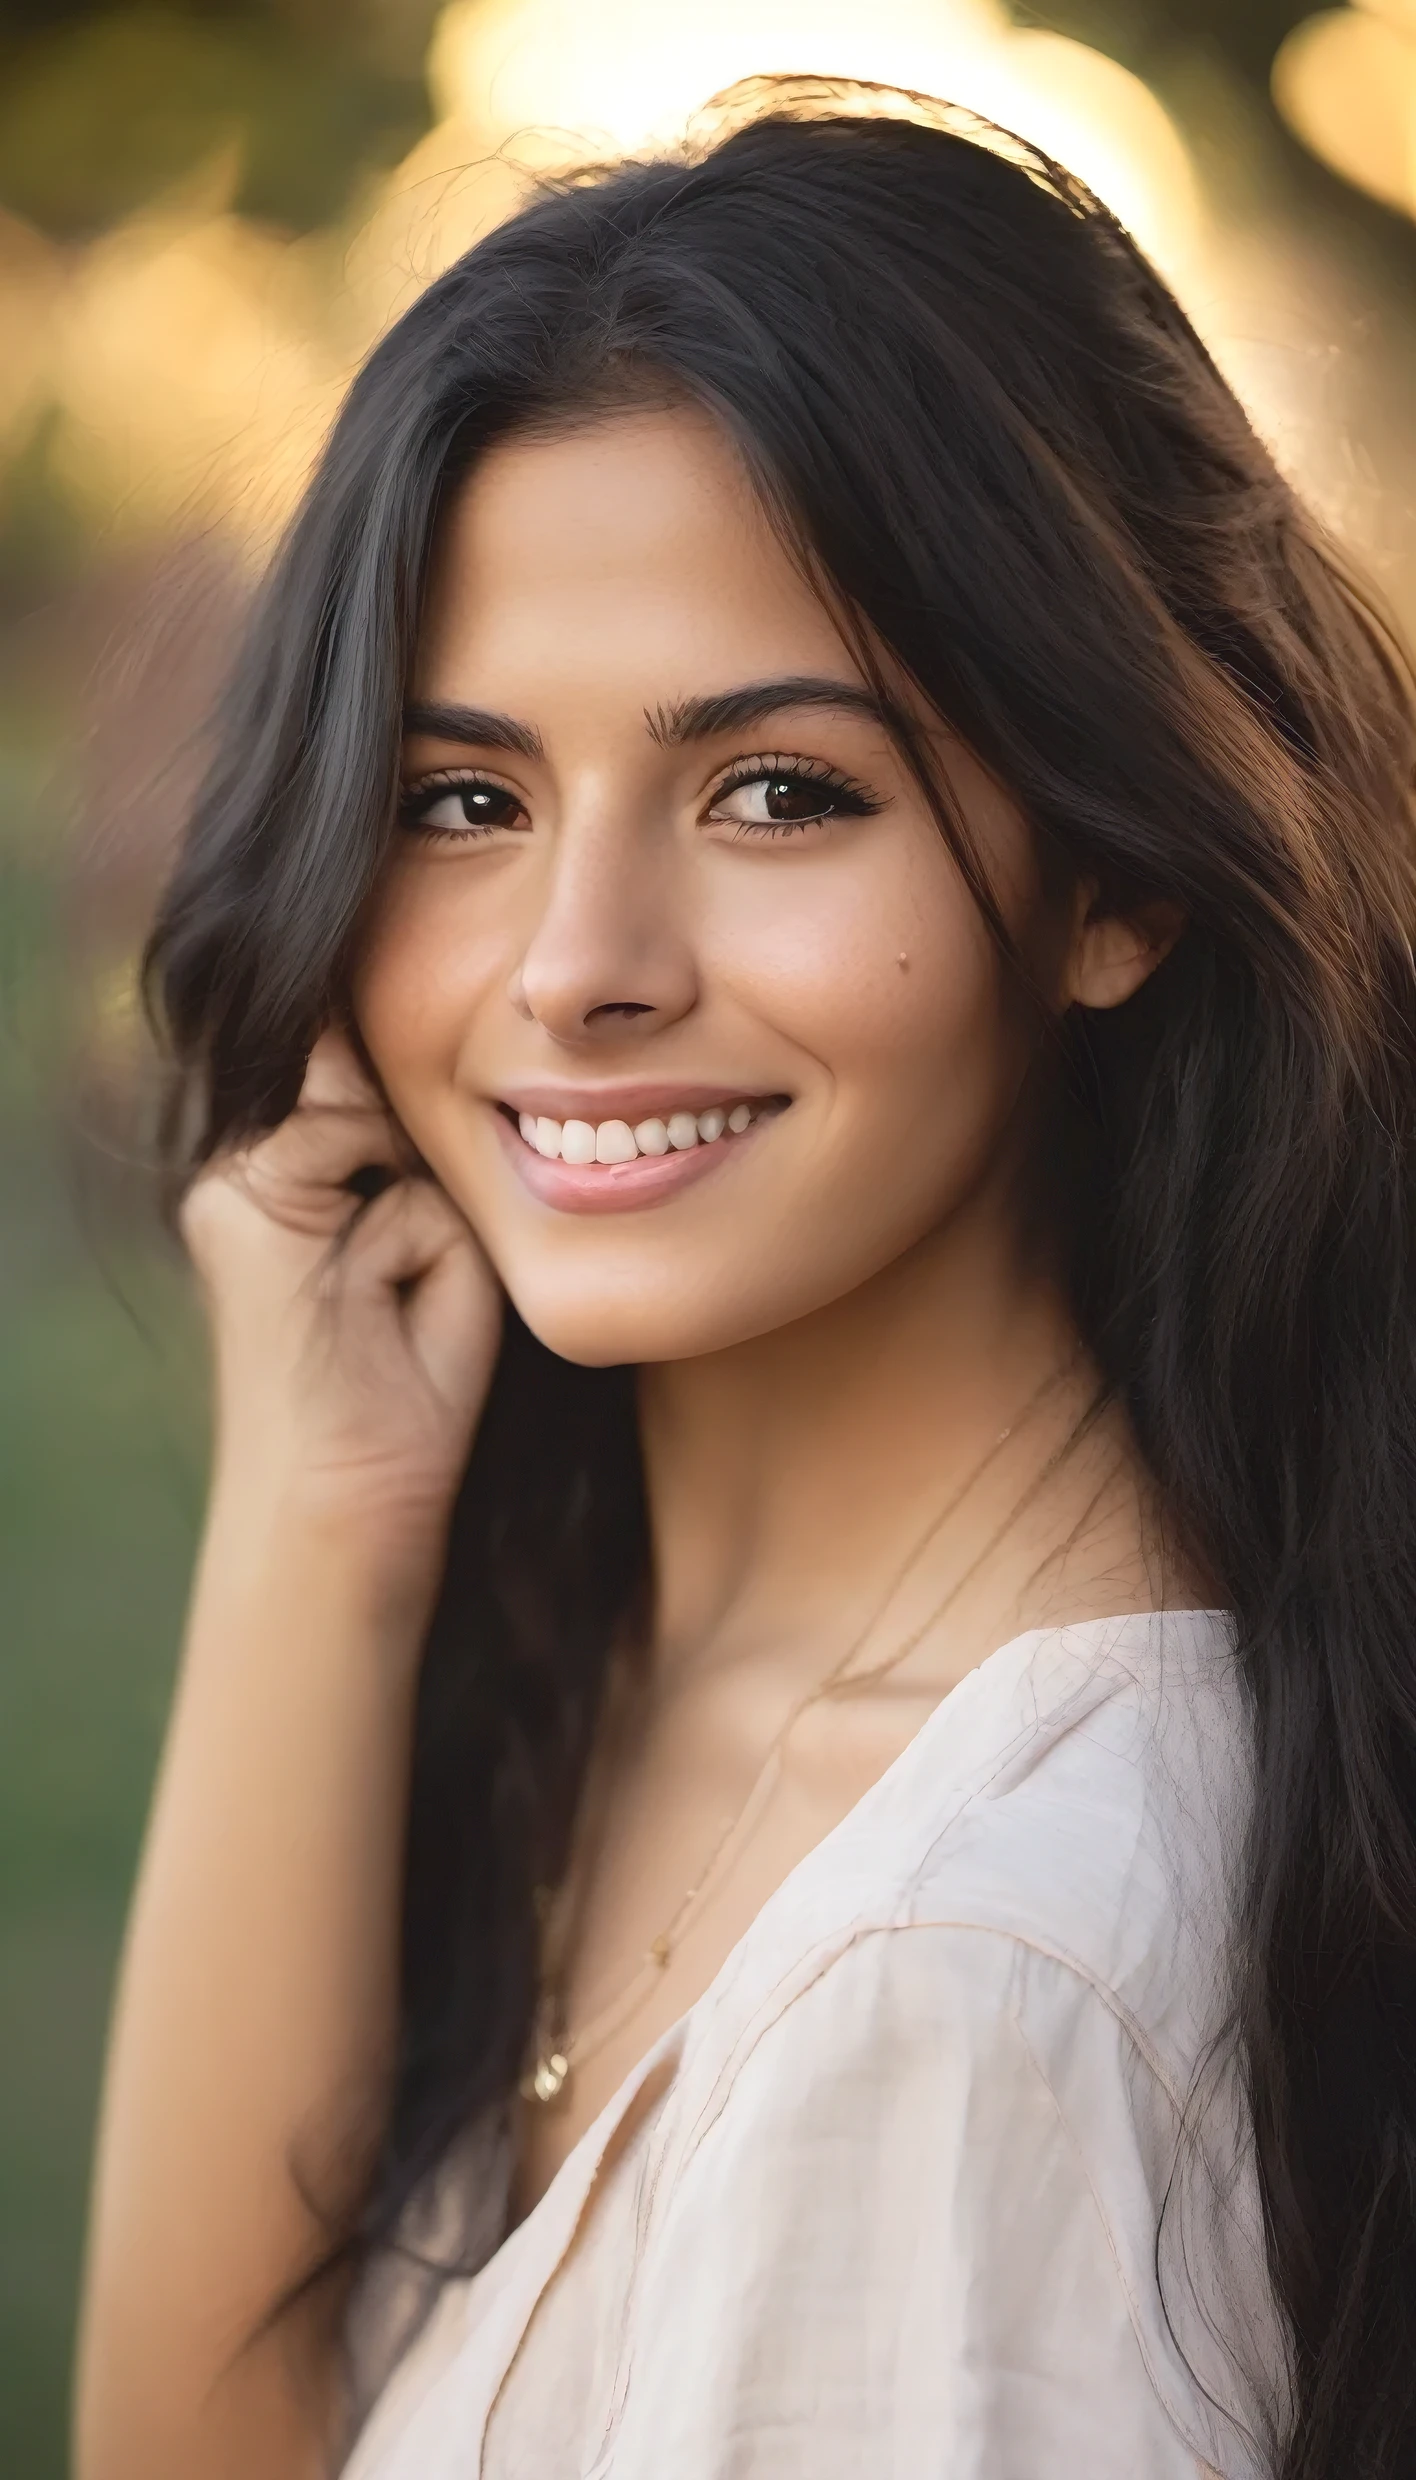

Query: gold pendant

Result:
[524,2048,571,2105]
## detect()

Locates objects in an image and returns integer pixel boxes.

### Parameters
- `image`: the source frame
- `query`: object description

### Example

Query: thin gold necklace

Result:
[520,1360,1080,2108]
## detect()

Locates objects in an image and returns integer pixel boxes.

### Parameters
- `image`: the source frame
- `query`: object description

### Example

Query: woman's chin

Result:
[503,1291,746,1369]
[498,1256,881,1371]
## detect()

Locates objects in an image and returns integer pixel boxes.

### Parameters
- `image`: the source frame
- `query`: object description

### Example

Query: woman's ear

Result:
[1062,877,1186,1011]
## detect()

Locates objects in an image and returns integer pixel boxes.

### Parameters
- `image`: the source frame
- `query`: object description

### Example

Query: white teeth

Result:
[513,1100,767,1162]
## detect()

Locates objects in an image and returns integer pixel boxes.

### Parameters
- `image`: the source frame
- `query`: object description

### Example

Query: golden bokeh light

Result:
[1273,4,1416,217]
[0,0,1209,558]
[0,0,1407,627]
[49,188,345,545]
[427,0,1200,284]
[426,0,1008,154]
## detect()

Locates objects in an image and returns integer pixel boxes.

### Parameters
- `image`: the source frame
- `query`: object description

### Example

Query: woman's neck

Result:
[636,1196,1091,1683]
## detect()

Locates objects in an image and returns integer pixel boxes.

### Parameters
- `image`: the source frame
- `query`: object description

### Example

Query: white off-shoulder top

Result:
[343,1610,1288,2480]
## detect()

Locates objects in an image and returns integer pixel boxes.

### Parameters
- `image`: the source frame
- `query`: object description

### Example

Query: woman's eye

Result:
[708,767,880,836]
[402,779,527,839]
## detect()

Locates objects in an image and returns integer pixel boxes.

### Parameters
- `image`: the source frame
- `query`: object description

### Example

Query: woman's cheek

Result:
[353,866,506,1099]
[705,859,1001,1110]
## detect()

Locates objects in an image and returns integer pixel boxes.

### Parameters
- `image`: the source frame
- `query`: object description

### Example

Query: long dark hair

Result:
[144,86,1416,2478]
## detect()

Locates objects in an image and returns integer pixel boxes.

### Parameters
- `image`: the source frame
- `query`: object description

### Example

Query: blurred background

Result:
[3,0,1416,2468]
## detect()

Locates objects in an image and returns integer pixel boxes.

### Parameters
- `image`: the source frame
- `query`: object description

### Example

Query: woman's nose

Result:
[510,813,698,1044]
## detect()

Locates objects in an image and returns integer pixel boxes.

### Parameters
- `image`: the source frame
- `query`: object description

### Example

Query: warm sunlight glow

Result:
[0,0,1405,610]
[427,0,1006,150]
[425,0,1201,286]
[1273,4,1416,218]
[47,189,345,544]
[2,0,1205,555]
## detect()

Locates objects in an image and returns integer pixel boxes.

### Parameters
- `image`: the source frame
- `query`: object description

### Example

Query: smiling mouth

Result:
[500,1094,790,1165]
[492,1091,792,1215]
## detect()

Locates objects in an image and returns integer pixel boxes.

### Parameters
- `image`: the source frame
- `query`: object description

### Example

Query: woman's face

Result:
[354,405,1093,1366]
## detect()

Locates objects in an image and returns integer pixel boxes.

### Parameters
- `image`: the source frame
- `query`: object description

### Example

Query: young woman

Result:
[75,88,1416,2480]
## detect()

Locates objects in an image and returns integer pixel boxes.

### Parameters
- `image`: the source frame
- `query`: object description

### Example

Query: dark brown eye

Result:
[762,775,832,821]
[710,763,883,836]
[449,783,523,827]
[401,778,528,838]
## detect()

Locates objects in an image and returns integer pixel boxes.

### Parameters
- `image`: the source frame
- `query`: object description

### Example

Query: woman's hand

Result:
[181,1028,501,1571]
[75,1034,504,2480]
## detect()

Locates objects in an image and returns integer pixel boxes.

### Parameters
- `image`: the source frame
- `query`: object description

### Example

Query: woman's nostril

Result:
[586,1000,656,1022]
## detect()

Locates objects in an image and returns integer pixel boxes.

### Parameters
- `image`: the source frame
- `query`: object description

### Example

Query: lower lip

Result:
[493,1110,770,1215]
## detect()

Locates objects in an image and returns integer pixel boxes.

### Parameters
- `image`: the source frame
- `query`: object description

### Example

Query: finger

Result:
[289,1031,424,1181]
[285,1029,407,1172]
[205,1037,410,1210]
[223,1112,402,1220]
[330,1179,503,1409]
[298,1027,388,1115]
[405,1227,504,1414]
[332,1177,474,1290]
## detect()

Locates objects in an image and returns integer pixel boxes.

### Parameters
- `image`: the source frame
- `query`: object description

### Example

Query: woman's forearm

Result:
[73,1485,438,2480]
[75,1034,498,2480]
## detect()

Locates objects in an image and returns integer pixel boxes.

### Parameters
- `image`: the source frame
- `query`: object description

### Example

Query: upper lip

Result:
[494,1082,785,1123]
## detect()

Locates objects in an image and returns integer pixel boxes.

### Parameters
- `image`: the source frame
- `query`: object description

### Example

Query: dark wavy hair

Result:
[144,85,1416,2479]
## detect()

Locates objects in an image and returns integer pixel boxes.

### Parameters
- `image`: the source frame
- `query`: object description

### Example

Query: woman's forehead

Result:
[413,408,860,709]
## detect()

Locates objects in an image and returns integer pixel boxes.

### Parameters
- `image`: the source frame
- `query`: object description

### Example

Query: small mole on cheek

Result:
[896,951,910,971]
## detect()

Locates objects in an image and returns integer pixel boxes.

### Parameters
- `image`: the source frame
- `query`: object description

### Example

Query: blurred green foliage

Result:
[0,418,94,626]
[0,684,207,2476]
[1020,0,1315,83]
[0,3,434,236]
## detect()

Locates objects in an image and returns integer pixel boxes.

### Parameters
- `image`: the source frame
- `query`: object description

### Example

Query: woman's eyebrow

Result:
[646,676,894,745]
[402,677,893,762]
[402,701,544,759]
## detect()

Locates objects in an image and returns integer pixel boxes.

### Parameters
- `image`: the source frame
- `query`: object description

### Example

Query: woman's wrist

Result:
[196,1458,454,1651]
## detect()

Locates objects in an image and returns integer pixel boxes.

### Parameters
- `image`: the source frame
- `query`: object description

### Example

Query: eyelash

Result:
[397,772,526,843]
[397,754,886,845]
[709,754,885,837]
